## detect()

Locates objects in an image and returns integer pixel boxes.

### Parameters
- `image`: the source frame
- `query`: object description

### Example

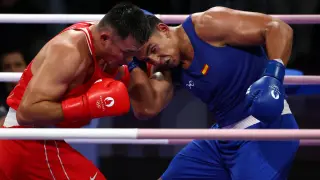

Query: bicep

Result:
[150,70,174,100]
[149,75,172,93]
[199,7,274,46]
[22,45,81,106]
[25,62,69,104]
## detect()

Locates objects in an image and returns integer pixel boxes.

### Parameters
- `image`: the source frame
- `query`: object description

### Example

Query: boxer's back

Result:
[180,16,269,126]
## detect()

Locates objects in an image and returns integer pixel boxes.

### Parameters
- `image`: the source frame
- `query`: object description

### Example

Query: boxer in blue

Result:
[128,7,299,179]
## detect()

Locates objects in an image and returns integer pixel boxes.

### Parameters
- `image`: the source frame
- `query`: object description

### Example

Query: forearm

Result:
[153,81,174,107]
[17,101,63,126]
[146,76,174,113]
[129,68,173,119]
[265,20,293,65]
[129,68,158,112]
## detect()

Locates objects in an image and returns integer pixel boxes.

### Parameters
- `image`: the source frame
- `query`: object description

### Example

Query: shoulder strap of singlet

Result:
[182,15,202,49]
[181,16,207,76]
[75,27,96,56]
[73,26,102,77]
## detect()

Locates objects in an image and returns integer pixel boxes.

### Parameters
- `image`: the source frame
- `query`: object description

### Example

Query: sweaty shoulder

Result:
[32,31,86,79]
[191,7,235,46]
[50,30,86,56]
[191,7,273,47]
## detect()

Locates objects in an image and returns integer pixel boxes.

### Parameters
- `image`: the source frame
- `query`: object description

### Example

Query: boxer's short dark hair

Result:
[99,2,151,45]
[146,15,163,33]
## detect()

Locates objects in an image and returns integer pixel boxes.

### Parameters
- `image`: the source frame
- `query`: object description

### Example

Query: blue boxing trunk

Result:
[161,101,299,180]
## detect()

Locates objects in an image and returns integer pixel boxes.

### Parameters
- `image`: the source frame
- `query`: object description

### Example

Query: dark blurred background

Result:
[0,0,320,179]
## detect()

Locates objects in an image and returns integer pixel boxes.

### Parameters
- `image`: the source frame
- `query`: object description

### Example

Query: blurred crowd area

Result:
[0,0,320,125]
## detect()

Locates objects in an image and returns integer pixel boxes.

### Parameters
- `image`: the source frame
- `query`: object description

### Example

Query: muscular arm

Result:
[17,43,82,126]
[196,7,293,65]
[118,65,173,120]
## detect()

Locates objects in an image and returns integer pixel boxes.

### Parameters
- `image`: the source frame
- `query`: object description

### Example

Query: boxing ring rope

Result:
[0,14,320,24]
[65,139,320,146]
[0,128,320,140]
[0,72,320,84]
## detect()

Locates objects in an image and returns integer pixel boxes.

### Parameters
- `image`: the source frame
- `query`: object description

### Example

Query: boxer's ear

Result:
[157,23,169,33]
[100,32,110,41]
[100,31,112,48]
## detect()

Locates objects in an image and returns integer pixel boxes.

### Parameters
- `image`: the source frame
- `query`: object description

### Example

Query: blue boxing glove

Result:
[245,59,285,123]
[128,57,148,73]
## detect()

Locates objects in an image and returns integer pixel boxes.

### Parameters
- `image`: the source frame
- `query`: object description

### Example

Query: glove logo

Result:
[271,90,279,99]
[96,101,101,109]
[104,97,115,107]
[269,85,280,100]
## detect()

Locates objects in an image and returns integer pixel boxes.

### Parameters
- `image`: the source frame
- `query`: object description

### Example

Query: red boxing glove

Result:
[61,78,130,125]
[121,65,130,87]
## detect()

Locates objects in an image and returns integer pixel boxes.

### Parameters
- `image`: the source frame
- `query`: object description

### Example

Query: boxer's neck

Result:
[89,24,104,59]
[175,25,194,69]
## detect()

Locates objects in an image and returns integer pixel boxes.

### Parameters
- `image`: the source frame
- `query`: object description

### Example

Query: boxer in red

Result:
[0,3,152,180]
